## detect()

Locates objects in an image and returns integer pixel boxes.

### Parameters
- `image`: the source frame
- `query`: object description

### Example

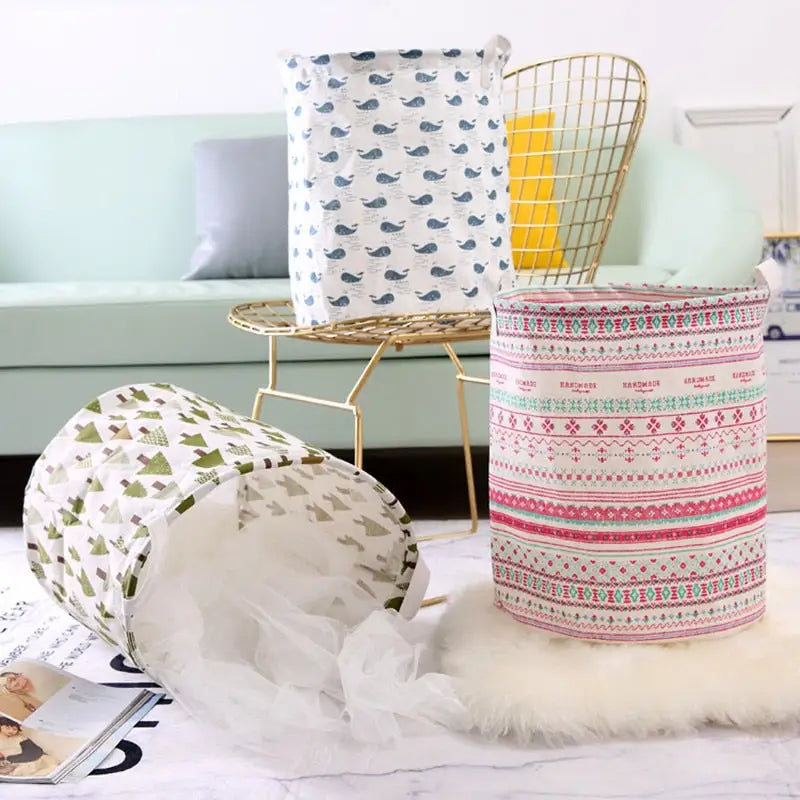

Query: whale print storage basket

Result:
[22,383,427,669]
[489,283,770,642]
[281,36,514,325]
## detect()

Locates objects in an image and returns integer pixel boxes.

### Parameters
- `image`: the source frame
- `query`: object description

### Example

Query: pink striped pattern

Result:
[489,283,770,642]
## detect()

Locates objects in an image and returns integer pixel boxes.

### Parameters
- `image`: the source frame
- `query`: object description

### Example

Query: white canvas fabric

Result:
[280,35,515,325]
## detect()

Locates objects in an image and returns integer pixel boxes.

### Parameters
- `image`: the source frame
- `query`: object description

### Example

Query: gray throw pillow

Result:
[184,136,289,279]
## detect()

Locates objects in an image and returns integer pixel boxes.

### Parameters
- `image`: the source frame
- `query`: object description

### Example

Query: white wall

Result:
[0,0,797,226]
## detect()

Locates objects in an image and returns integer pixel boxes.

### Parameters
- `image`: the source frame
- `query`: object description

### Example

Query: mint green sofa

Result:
[0,114,763,456]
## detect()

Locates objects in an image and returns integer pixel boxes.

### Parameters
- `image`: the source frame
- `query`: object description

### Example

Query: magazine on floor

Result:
[0,658,162,784]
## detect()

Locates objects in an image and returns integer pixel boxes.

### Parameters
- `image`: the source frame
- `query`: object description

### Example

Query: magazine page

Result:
[0,658,161,783]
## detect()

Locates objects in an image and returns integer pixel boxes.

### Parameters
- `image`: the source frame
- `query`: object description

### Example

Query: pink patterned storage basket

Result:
[489,283,770,642]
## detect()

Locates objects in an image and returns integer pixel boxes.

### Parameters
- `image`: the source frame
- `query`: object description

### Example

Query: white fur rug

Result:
[435,565,800,744]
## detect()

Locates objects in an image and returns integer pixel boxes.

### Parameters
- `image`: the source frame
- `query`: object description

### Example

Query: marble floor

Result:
[2,516,800,799]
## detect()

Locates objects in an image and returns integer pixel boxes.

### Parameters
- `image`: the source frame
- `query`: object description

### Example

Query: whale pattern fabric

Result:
[280,39,515,325]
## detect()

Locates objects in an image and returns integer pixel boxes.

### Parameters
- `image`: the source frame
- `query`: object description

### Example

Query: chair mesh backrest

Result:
[504,53,647,285]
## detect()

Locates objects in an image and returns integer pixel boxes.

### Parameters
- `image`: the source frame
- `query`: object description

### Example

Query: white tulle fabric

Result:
[130,482,468,765]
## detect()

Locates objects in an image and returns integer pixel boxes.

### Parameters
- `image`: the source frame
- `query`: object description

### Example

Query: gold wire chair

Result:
[228,54,647,560]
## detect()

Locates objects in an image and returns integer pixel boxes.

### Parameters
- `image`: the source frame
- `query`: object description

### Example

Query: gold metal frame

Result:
[228,55,648,595]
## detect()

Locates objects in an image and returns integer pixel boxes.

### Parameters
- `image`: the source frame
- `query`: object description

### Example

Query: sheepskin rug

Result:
[435,565,800,744]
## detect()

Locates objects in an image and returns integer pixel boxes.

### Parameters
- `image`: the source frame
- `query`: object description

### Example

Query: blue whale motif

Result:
[328,76,348,89]
[477,95,489,106]
[419,120,443,132]
[409,193,434,205]
[473,262,486,274]
[354,98,380,111]
[450,143,469,154]
[487,118,500,130]
[376,171,401,184]
[499,259,510,270]
[358,147,383,160]
[362,196,387,208]
[311,54,331,65]
[401,96,426,107]
[413,242,438,254]
[328,295,350,307]
[319,150,339,163]
[415,71,438,83]
[380,220,406,233]
[301,128,313,140]
[334,223,358,235]
[333,174,354,187]
[467,214,486,226]
[321,199,342,211]
[454,70,470,82]
[400,49,423,59]
[295,80,311,91]
[442,48,462,57]
[483,142,495,153]
[458,239,477,251]
[446,95,463,106]
[370,293,395,305]
[306,248,313,258]
[330,125,350,138]
[465,166,482,178]
[487,189,497,200]
[423,169,447,181]
[304,295,315,306]
[366,245,391,257]
[286,57,298,68]
[292,249,299,259]
[309,225,318,235]
[430,265,456,277]
[351,51,376,61]
[324,248,347,260]
[314,102,334,113]
[496,212,506,223]
[303,201,310,211]
[309,272,322,282]
[303,178,315,189]
[459,119,476,130]
[491,236,503,247]
[405,144,430,157]
[341,271,364,283]
[491,166,503,177]
[416,289,442,302]
[452,190,473,202]
[385,268,410,280]
[462,286,480,298]
[368,73,394,85]
[427,217,449,229]
[372,123,398,135]
[293,106,302,117]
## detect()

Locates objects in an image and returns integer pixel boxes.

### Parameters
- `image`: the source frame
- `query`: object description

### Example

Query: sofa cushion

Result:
[184,136,290,280]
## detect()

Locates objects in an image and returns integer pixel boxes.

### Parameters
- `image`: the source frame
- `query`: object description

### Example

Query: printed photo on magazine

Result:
[0,658,162,784]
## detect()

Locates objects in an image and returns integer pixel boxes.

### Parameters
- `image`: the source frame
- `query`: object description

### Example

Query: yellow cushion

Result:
[507,112,567,269]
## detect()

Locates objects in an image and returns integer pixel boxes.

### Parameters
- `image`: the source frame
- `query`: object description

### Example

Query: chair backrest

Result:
[504,53,647,285]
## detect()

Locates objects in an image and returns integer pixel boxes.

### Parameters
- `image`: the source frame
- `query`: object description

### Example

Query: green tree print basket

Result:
[22,383,426,675]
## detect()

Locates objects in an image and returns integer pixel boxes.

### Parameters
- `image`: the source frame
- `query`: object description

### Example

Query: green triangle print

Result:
[87,477,104,493]
[79,568,96,597]
[123,480,148,498]
[136,410,163,420]
[131,388,150,402]
[138,427,170,447]
[90,535,109,556]
[36,541,52,564]
[25,506,43,525]
[190,407,210,421]
[192,449,224,469]
[102,500,123,524]
[47,523,62,540]
[152,482,181,500]
[178,413,199,426]
[75,454,94,470]
[138,452,173,476]
[104,448,130,467]
[180,433,208,447]
[152,383,176,393]
[61,509,80,526]
[75,422,102,443]
[84,398,102,414]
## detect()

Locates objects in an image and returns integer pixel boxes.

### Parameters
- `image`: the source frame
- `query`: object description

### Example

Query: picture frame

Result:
[762,234,800,440]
